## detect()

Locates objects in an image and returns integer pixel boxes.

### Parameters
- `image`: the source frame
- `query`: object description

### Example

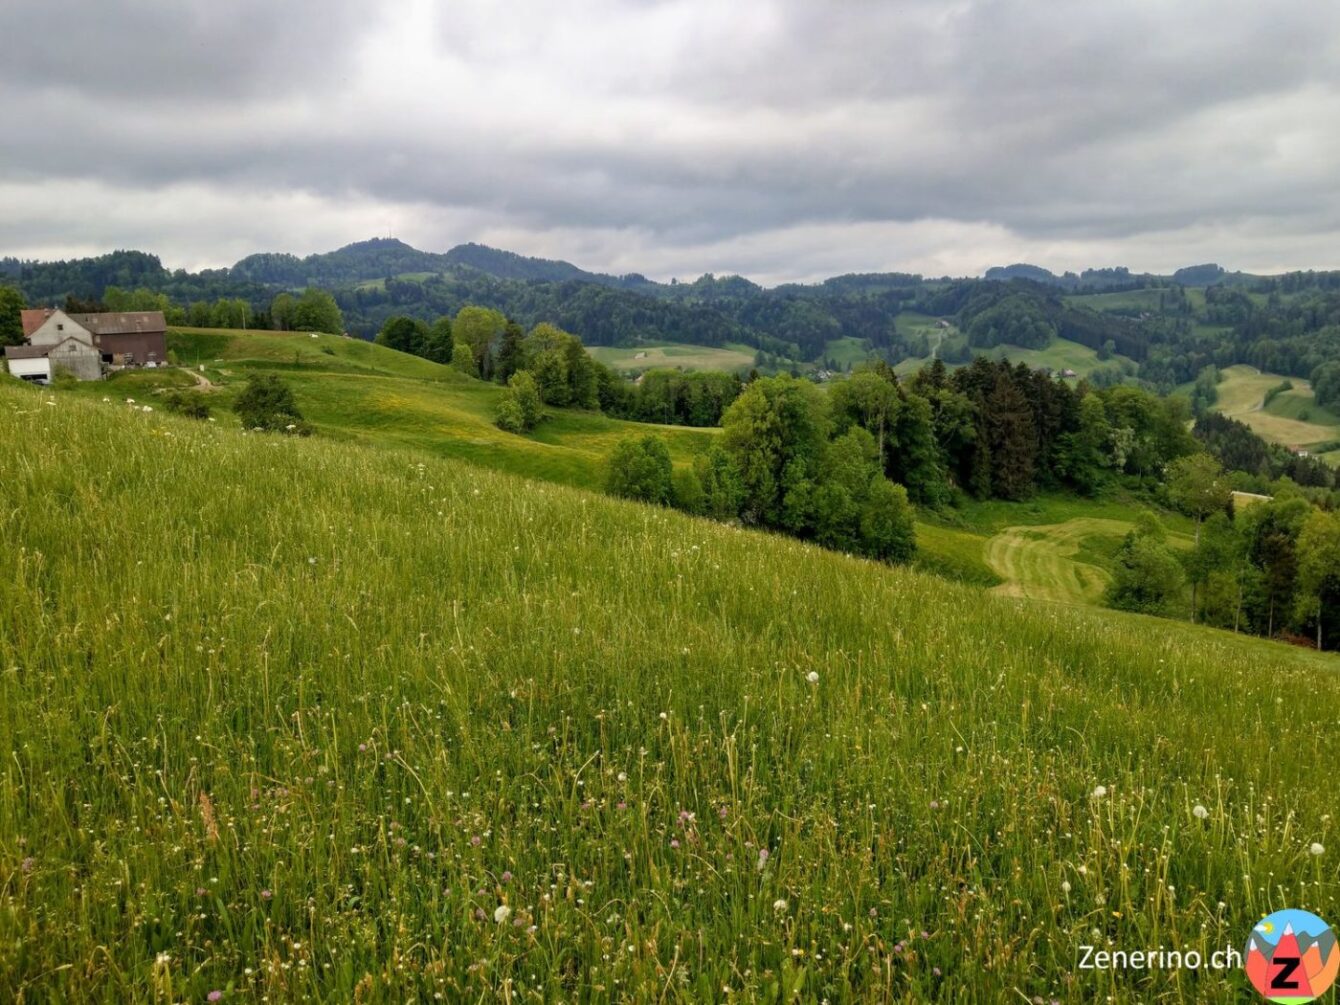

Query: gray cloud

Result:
[1,0,1338,280]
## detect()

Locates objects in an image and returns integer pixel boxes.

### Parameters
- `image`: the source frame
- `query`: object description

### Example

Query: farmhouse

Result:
[4,308,169,382]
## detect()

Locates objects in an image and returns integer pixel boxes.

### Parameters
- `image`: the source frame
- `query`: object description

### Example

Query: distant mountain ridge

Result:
[985,260,1254,290]
[229,237,658,291]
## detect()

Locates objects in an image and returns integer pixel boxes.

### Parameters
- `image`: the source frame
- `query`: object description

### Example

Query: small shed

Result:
[4,344,52,383]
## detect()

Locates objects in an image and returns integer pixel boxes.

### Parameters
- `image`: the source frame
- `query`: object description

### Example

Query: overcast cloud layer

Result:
[2,0,1338,283]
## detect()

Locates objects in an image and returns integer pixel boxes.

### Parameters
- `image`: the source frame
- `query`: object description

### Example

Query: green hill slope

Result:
[159,326,716,489]
[1181,364,1340,455]
[147,328,999,585]
[1,381,1336,1002]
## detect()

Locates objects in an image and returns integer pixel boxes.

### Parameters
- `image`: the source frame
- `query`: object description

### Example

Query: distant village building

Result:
[4,308,167,383]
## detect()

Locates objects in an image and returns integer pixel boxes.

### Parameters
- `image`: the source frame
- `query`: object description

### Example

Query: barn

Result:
[22,308,168,368]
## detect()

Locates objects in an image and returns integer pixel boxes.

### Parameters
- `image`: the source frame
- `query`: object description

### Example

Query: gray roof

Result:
[69,311,166,335]
[4,345,50,359]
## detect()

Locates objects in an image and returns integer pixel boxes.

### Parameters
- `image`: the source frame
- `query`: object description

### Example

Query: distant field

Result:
[894,311,952,338]
[985,338,1132,376]
[821,336,873,368]
[894,335,1132,380]
[587,341,757,373]
[352,271,438,291]
[1063,288,1166,314]
[1208,364,1340,448]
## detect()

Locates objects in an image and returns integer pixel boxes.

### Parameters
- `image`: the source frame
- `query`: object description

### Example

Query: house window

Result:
[57,323,64,331]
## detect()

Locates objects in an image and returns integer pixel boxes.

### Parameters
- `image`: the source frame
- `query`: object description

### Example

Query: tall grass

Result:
[0,382,1336,1002]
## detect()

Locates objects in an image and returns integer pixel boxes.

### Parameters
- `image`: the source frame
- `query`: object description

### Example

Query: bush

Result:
[605,435,673,505]
[451,342,478,378]
[494,371,545,434]
[163,391,212,420]
[233,374,310,434]
[494,396,526,434]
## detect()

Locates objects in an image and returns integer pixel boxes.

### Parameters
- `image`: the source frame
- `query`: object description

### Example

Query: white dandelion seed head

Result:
[806,671,820,684]
[1091,785,1108,799]
[772,899,789,913]
[1060,880,1071,894]
[1193,805,1209,820]
[494,905,511,924]
[1310,842,1325,856]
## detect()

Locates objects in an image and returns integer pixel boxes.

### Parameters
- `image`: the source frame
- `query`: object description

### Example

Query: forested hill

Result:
[229,238,658,290]
[4,241,1340,385]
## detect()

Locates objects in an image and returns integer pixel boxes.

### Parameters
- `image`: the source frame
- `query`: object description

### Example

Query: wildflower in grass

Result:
[20,857,34,874]
[617,801,627,810]
[806,671,819,684]
[1193,804,1209,820]
[773,899,788,913]
[208,992,223,1002]
[1311,842,1326,856]
[719,806,728,819]
[471,835,481,846]
[670,839,680,849]
[501,871,512,883]
[929,800,940,810]
[617,772,627,782]
[1060,880,1071,894]
[358,743,367,752]
[260,888,272,900]
[1091,785,1108,799]
[933,967,942,977]
[494,904,511,924]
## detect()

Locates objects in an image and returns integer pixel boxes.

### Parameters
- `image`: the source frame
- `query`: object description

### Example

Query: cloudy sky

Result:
[2,0,1339,284]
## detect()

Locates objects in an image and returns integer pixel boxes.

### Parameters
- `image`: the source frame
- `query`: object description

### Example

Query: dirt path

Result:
[984,517,1131,605]
[172,366,217,391]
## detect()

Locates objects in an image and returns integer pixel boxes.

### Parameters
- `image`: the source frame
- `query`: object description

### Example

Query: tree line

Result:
[1105,454,1340,649]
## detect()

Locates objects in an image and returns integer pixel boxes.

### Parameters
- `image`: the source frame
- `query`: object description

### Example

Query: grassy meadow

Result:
[892,333,1131,381]
[586,342,758,374]
[1201,364,1340,451]
[156,327,717,490]
[81,329,997,588]
[1,380,1338,1003]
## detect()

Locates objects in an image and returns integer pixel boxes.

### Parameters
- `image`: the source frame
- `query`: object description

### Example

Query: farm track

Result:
[985,517,1130,605]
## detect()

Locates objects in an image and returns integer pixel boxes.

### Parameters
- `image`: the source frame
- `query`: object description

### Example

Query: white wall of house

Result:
[5,356,52,382]
[29,310,94,348]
